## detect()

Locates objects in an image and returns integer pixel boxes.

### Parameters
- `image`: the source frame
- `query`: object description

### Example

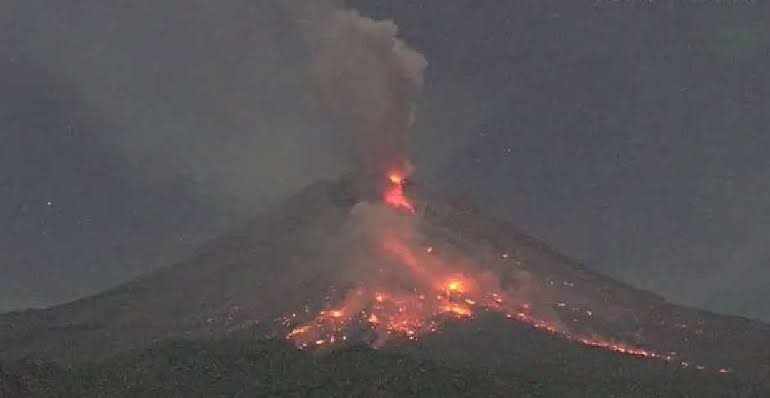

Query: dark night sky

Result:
[1,1,769,322]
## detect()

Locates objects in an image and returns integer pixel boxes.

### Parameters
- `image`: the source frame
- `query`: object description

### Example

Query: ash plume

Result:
[282,2,555,349]
[287,1,428,196]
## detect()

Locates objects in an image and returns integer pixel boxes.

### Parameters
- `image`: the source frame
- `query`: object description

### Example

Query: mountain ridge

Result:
[1,178,768,382]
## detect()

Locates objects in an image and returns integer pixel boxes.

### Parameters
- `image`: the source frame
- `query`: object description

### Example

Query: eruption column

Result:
[282,0,727,376]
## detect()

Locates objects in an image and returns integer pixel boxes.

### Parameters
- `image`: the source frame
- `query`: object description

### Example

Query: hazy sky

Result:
[2,1,769,322]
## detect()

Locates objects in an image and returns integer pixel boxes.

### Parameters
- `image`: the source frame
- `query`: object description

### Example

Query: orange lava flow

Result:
[384,171,415,213]
[507,311,673,361]
[282,170,726,374]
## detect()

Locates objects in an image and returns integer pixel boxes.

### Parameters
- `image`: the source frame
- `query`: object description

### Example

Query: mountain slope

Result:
[419,194,770,376]
[0,179,356,362]
[0,178,768,390]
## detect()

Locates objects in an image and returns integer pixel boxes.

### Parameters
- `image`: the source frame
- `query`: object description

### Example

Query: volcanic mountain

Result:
[1,177,769,395]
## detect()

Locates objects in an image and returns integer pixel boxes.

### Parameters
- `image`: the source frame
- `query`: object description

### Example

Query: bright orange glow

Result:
[384,171,415,213]
[446,280,464,293]
[281,167,727,375]
[443,275,473,295]
[388,173,404,184]
[287,325,310,338]
[443,304,472,317]
[285,267,720,372]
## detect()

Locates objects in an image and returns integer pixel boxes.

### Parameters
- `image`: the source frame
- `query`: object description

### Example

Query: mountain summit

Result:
[1,178,768,380]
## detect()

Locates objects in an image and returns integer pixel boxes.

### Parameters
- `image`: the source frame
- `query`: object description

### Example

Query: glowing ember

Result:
[384,171,415,213]
[388,173,404,185]
[280,169,725,375]
[287,325,310,338]
[284,271,718,372]
[446,280,464,293]
[443,304,472,317]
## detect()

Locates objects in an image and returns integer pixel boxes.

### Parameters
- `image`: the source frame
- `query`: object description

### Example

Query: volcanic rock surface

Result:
[0,178,769,386]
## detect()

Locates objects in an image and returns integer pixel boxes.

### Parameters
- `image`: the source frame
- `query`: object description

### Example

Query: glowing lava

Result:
[445,278,467,294]
[283,170,725,374]
[384,171,415,213]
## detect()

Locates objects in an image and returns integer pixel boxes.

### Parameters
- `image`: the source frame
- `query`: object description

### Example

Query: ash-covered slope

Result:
[1,178,769,381]
[0,179,357,362]
[419,194,770,376]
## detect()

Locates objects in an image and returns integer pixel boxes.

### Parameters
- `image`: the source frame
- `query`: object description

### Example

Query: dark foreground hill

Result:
[1,338,502,398]
[1,178,769,396]
[1,335,767,398]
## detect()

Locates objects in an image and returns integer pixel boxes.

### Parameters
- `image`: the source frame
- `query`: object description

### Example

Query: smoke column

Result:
[287,1,428,197]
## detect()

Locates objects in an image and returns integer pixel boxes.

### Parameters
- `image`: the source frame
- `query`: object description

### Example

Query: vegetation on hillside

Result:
[2,337,767,398]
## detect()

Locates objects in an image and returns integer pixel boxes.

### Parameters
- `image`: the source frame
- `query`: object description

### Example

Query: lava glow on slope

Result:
[284,170,723,373]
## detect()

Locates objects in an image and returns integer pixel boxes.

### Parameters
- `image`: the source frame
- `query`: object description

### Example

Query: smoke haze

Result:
[10,1,347,213]
[286,1,427,196]
[2,1,770,325]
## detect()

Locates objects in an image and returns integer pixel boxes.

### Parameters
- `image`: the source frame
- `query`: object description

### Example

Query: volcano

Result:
[1,177,769,396]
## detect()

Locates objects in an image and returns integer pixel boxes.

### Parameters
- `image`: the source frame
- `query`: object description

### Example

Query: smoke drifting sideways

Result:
[0,0,432,310]
[287,1,428,198]
[18,0,426,215]
[13,1,359,218]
